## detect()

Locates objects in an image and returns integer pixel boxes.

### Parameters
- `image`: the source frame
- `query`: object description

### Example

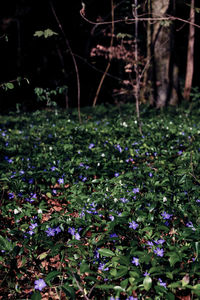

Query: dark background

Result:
[0,0,199,112]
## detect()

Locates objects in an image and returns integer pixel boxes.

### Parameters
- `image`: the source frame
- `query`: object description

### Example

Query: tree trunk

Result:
[151,0,180,108]
[183,0,195,101]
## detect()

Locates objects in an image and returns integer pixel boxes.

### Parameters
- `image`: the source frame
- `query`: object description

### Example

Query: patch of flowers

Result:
[0,104,200,299]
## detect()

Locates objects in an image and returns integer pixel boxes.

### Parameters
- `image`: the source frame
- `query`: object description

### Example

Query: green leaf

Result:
[44,29,58,38]
[120,278,129,289]
[46,192,52,198]
[62,284,76,299]
[33,31,44,37]
[165,292,175,300]
[4,82,14,90]
[114,266,128,279]
[31,292,42,300]
[80,263,90,274]
[98,248,115,257]
[143,276,152,291]
[96,284,115,290]
[45,271,61,282]
[168,252,181,267]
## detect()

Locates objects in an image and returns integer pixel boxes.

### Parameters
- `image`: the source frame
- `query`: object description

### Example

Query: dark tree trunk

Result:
[151,0,180,108]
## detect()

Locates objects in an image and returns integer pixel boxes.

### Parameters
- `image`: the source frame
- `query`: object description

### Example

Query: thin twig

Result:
[80,10,200,29]
[50,1,82,123]
[92,0,115,107]
[72,272,90,300]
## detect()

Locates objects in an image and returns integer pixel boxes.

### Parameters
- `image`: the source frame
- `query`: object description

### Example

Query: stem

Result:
[92,0,114,107]
[50,1,82,123]
[133,0,142,135]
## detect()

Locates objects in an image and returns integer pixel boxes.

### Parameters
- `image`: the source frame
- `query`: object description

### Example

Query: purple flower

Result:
[158,278,167,288]
[55,226,61,234]
[89,143,95,149]
[161,211,172,220]
[144,271,150,277]
[29,223,38,230]
[129,221,139,230]
[98,263,109,271]
[51,166,56,171]
[28,230,35,236]
[75,232,81,240]
[154,248,164,257]
[133,188,139,194]
[186,221,194,228]
[8,193,14,199]
[147,241,154,248]
[114,173,119,177]
[154,239,165,245]
[149,172,153,177]
[120,197,128,203]
[29,178,34,184]
[115,144,122,153]
[58,178,64,184]
[109,215,114,221]
[45,227,55,237]
[132,257,139,266]
[34,279,47,291]
[82,177,87,182]
[68,227,76,235]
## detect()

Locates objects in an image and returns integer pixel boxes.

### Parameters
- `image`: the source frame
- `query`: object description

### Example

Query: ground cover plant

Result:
[0,103,200,299]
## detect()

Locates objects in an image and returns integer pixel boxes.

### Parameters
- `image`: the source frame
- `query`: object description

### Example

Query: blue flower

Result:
[29,223,38,230]
[58,178,64,184]
[132,257,139,266]
[89,143,95,149]
[114,173,119,177]
[129,221,139,230]
[55,226,61,234]
[158,278,167,288]
[34,279,47,291]
[98,263,109,271]
[154,248,164,257]
[161,211,172,220]
[133,188,139,194]
[109,215,114,221]
[68,227,76,235]
[45,227,55,237]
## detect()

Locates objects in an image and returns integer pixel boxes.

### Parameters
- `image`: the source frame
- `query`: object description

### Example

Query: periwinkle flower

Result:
[114,173,119,177]
[154,248,164,257]
[98,263,109,271]
[8,193,14,199]
[58,178,64,184]
[154,239,165,245]
[161,211,172,220]
[129,221,139,230]
[55,226,61,234]
[132,257,139,266]
[34,279,47,291]
[89,143,95,149]
[75,232,81,240]
[68,227,76,235]
[29,223,38,230]
[45,227,55,237]
[158,278,167,288]
[133,188,139,194]
[109,215,114,221]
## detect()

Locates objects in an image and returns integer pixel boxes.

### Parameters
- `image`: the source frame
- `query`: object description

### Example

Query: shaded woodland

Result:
[0,0,199,112]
